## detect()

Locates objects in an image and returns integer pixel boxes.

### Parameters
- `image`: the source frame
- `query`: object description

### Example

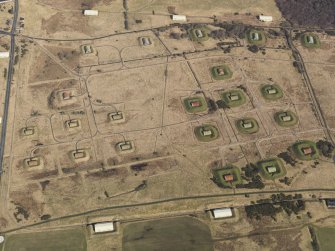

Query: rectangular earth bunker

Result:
[139,37,153,46]
[81,44,94,55]
[211,65,233,80]
[21,126,35,136]
[70,149,90,163]
[183,96,208,114]
[258,158,286,180]
[108,111,125,124]
[24,157,43,169]
[65,119,81,129]
[116,141,135,154]
[213,167,242,187]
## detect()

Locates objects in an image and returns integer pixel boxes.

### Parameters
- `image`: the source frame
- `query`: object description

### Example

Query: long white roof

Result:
[93,222,115,233]
[212,208,233,218]
[84,10,99,16]
[0,52,9,58]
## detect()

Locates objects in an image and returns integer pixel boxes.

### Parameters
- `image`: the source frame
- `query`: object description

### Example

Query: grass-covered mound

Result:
[183,96,208,113]
[260,84,283,101]
[257,158,286,180]
[274,110,298,127]
[236,118,259,134]
[210,65,233,80]
[213,165,243,188]
[292,140,319,160]
[247,29,266,45]
[194,124,219,142]
[221,89,246,108]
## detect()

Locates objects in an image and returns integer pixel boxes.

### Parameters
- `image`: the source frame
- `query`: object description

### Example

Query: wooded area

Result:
[276,0,335,27]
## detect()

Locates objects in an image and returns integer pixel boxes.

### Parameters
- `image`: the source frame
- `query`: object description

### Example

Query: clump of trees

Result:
[237,163,265,189]
[316,140,334,158]
[245,193,305,220]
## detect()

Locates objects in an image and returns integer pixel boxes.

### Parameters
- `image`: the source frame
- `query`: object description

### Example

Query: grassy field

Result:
[3,228,87,251]
[292,140,319,161]
[122,217,214,251]
[314,226,335,251]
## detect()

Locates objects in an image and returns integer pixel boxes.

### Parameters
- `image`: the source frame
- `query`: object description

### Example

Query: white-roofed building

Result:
[84,10,99,16]
[171,15,187,22]
[93,221,115,233]
[212,208,233,219]
[0,52,9,58]
[258,15,273,22]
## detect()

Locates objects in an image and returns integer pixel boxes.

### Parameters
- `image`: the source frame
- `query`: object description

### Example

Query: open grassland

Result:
[3,228,87,251]
[123,217,213,251]
[315,226,335,251]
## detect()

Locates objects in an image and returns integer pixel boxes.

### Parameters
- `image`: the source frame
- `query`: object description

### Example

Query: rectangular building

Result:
[0,52,9,58]
[172,15,187,22]
[93,222,115,233]
[258,15,273,22]
[84,10,99,16]
[212,208,233,219]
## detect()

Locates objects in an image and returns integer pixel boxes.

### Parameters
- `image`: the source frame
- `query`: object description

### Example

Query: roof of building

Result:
[84,10,99,16]
[93,222,115,233]
[171,15,187,21]
[212,208,233,218]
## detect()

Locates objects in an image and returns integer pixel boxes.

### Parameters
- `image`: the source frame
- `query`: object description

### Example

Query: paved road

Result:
[0,0,19,174]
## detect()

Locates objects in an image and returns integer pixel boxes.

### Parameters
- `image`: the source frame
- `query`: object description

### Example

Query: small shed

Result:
[84,10,99,16]
[258,15,273,22]
[212,208,233,219]
[171,15,187,22]
[93,222,115,233]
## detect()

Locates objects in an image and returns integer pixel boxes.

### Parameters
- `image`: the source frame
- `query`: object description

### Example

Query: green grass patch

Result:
[292,140,319,161]
[3,228,87,251]
[210,65,233,80]
[183,96,208,113]
[257,158,286,180]
[274,110,298,127]
[123,217,214,251]
[314,226,335,251]
[188,27,209,42]
[260,84,283,101]
[236,118,259,134]
[221,89,246,108]
[301,33,321,48]
[194,124,219,142]
[213,165,243,188]
[247,29,266,45]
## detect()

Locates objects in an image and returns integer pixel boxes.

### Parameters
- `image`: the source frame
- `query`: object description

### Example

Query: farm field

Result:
[3,228,87,251]
[123,217,213,251]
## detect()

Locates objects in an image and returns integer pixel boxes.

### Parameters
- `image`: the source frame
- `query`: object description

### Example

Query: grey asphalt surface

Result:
[0,0,18,174]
